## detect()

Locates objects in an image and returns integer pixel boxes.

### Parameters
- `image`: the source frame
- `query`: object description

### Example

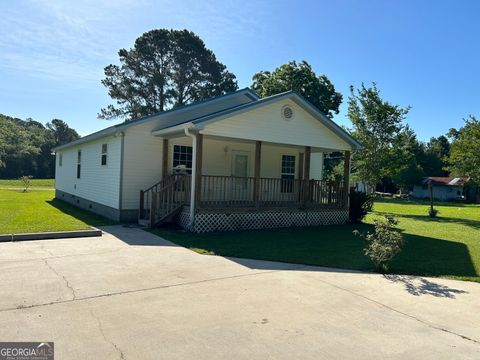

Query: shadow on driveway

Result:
[384,274,469,298]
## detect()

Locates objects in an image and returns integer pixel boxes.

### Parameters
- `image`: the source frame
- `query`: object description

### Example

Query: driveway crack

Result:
[89,308,126,359]
[43,259,76,300]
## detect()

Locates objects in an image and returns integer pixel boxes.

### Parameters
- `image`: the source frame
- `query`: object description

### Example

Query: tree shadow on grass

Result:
[46,198,116,227]
[389,231,478,279]
[384,274,468,298]
[152,223,478,281]
[375,211,480,230]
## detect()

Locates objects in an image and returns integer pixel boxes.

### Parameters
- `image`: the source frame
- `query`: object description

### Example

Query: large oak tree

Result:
[99,29,238,120]
[251,60,342,118]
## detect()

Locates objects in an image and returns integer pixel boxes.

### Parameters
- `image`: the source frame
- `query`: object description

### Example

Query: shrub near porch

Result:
[151,198,480,283]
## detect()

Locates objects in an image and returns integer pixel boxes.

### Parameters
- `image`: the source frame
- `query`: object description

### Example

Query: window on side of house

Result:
[281,155,295,193]
[59,153,63,167]
[101,143,108,166]
[77,150,81,179]
[173,145,193,174]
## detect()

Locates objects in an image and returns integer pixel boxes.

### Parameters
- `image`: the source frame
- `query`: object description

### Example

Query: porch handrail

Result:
[199,175,346,209]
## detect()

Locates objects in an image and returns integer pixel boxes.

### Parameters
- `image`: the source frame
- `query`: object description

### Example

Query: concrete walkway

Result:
[0,225,478,359]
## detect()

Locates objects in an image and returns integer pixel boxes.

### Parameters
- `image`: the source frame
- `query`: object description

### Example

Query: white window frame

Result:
[172,145,193,174]
[77,150,81,179]
[101,143,108,166]
[281,154,296,193]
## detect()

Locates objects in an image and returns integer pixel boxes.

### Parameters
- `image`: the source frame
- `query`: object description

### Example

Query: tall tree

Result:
[251,60,342,118]
[421,135,450,176]
[46,119,80,146]
[446,116,480,182]
[390,126,425,191]
[348,83,410,191]
[99,29,238,120]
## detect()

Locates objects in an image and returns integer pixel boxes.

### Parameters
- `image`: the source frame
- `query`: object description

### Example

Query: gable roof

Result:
[152,91,362,150]
[421,177,470,186]
[54,88,362,152]
[52,88,259,151]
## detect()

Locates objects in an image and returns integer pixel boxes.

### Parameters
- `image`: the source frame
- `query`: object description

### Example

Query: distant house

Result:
[412,177,469,201]
[53,89,361,233]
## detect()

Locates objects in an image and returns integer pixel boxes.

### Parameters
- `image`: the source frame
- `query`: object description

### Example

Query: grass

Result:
[0,189,115,234]
[0,179,54,189]
[150,198,480,283]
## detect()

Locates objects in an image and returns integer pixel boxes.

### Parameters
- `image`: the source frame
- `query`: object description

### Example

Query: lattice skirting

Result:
[176,207,349,233]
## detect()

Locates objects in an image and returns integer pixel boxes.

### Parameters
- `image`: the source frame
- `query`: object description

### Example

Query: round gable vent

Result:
[281,105,293,120]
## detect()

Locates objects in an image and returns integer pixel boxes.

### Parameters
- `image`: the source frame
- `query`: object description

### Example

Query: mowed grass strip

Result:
[0,189,115,234]
[0,179,54,188]
[151,198,480,282]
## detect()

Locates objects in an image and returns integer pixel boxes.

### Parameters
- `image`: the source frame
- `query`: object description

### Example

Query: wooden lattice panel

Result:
[176,207,348,233]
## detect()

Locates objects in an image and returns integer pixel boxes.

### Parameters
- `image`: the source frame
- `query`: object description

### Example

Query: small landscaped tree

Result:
[354,215,404,272]
[20,175,33,192]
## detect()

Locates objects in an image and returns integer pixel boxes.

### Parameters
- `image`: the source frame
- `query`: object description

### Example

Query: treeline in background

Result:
[0,114,79,179]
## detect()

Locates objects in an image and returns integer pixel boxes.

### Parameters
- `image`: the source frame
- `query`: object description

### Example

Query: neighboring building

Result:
[412,177,469,201]
[53,89,361,232]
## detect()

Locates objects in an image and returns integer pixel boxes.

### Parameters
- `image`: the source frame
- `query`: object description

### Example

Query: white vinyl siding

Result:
[55,135,121,209]
[201,99,351,151]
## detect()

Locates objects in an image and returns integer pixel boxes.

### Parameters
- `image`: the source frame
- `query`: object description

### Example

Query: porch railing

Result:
[139,175,346,226]
[199,175,346,209]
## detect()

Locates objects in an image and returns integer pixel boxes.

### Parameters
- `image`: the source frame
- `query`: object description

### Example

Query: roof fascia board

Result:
[52,126,117,152]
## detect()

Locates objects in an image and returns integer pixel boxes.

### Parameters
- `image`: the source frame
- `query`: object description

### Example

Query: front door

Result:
[231,151,251,203]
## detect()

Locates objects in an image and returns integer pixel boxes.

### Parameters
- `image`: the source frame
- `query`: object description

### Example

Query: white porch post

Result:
[343,151,351,209]
[187,131,203,228]
[188,133,197,228]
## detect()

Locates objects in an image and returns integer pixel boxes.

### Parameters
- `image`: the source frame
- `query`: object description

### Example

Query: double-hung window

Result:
[77,150,82,179]
[173,145,193,174]
[281,155,295,193]
[101,144,108,166]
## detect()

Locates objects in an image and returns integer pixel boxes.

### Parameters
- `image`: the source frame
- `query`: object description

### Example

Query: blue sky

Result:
[1,0,479,140]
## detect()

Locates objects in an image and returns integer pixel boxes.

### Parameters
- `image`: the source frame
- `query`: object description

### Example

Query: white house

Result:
[53,89,361,232]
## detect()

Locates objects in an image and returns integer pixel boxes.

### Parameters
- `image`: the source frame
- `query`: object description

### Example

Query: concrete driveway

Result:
[0,225,478,359]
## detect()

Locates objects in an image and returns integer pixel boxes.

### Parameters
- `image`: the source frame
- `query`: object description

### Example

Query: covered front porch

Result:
[137,92,359,232]
[138,133,351,231]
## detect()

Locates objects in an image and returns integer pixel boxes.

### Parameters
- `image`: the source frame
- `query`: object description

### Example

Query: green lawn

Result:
[0,179,54,189]
[151,198,480,282]
[0,189,115,234]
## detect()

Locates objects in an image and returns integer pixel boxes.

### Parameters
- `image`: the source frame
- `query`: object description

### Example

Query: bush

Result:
[349,189,373,223]
[354,215,404,272]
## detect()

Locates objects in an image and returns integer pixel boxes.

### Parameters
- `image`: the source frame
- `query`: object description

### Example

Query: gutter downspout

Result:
[184,126,197,229]
[118,131,125,220]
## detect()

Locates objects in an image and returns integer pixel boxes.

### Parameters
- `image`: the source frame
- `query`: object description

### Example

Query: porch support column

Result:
[343,150,351,209]
[194,134,203,210]
[298,153,304,181]
[303,146,311,205]
[162,138,169,179]
[253,141,262,208]
[303,146,311,180]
